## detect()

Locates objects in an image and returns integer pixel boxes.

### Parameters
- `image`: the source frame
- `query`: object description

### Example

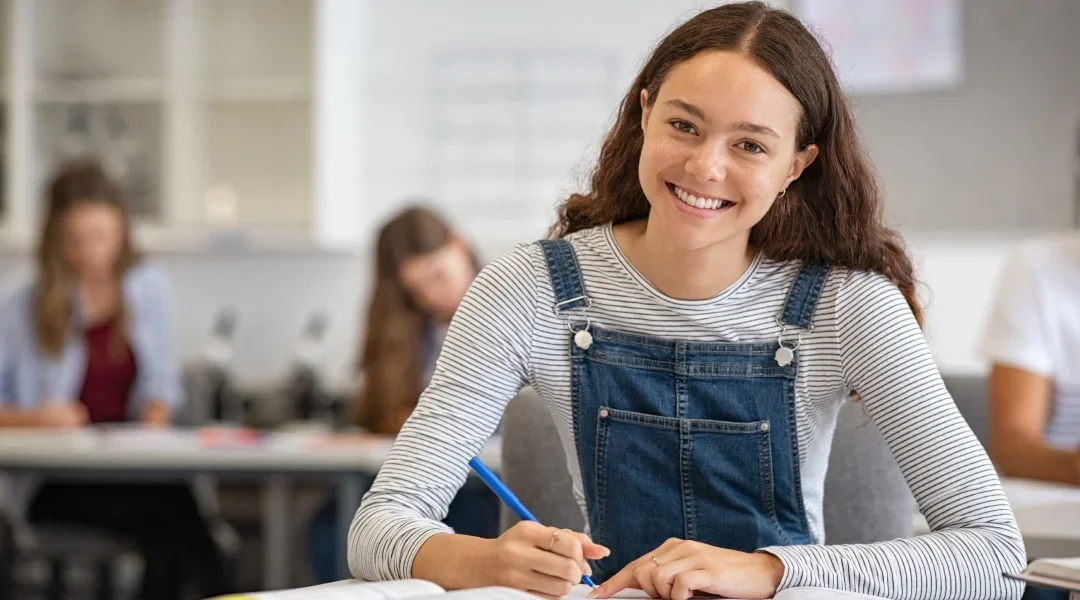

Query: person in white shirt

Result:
[982,236,1080,485]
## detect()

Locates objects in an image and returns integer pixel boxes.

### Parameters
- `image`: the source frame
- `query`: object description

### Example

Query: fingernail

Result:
[587,589,600,599]
[600,547,611,558]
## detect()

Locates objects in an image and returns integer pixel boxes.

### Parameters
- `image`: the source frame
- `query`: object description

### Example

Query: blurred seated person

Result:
[307,206,499,583]
[982,235,1080,486]
[0,160,231,600]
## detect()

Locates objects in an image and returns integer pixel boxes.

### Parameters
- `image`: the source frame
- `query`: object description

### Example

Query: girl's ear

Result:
[783,144,819,189]
[640,89,652,132]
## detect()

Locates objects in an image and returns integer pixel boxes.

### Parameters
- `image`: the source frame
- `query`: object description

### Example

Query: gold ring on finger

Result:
[651,555,661,567]
[549,529,561,551]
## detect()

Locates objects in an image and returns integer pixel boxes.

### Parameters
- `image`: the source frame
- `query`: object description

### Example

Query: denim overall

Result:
[539,239,826,582]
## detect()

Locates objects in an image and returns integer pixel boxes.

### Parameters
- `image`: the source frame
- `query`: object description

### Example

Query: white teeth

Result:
[673,185,730,211]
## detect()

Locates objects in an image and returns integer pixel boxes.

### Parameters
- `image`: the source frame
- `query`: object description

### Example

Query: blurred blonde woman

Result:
[0,160,231,600]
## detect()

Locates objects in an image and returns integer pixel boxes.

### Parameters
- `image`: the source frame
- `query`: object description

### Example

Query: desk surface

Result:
[0,426,503,475]
[997,478,1080,540]
[914,477,1080,557]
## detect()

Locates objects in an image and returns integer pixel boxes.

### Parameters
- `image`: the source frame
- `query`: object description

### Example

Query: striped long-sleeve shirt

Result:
[349,224,1026,600]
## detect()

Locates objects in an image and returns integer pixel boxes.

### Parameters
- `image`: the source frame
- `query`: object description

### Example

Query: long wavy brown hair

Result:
[35,160,142,357]
[552,1,922,325]
[355,206,479,434]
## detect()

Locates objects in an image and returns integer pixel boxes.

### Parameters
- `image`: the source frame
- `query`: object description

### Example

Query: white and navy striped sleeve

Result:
[763,270,1027,600]
[347,245,539,581]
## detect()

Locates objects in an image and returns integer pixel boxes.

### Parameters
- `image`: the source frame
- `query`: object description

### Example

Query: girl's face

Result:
[61,201,126,278]
[398,240,476,323]
[638,50,818,252]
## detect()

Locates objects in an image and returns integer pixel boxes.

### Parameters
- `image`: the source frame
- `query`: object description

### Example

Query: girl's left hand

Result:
[590,539,785,600]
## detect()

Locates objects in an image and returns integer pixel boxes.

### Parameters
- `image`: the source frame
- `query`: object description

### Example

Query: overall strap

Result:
[538,239,591,314]
[779,263,830,329]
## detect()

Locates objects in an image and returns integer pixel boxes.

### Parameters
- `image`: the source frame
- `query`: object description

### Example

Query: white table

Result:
[0,427,503,591]
[914,477,1080,558]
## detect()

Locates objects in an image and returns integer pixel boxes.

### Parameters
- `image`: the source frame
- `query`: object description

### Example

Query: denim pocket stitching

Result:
[589,350,675,371]
[594,408,610,546]
[759,427,792,544]
[601,407,770,434]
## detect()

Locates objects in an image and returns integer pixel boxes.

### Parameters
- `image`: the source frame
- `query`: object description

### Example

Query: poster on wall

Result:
[796,0,962,93]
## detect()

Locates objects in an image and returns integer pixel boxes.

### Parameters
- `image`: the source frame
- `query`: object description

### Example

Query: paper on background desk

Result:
[1002,478,1080,507]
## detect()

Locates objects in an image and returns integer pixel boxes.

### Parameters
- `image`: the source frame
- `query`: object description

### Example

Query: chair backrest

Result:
[500,388,585,531]
[500,389,912,543]
[941,374,991,449]
[823,399,912,544]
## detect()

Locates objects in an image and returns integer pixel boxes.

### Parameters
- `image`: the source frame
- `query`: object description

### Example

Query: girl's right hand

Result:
[482,521,610,600]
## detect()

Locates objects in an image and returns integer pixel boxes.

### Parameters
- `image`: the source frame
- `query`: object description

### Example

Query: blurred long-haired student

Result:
[0,160,231,600]
[306,206,499,583]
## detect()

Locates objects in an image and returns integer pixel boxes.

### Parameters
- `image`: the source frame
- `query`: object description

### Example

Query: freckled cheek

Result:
[733,167,784,202]
[642,139,692,177]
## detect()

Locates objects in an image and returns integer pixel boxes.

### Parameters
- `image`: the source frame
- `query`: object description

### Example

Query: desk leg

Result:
[263,475,291,590]
[336,475,363,581]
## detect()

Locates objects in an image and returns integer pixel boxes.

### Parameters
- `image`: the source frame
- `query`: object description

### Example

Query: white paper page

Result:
[1029,557,1080,583]
[775,588,890,600]
[423,587,538,600]
[563,584,888,600]
[565,586,645,599]
[233,579,445,600]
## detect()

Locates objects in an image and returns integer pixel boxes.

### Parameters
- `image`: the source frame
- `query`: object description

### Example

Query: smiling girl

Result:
[347,4,1026,600]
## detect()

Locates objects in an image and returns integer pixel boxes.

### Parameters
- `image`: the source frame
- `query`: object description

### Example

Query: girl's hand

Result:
[481,521,610,600]
[592,539,784,600]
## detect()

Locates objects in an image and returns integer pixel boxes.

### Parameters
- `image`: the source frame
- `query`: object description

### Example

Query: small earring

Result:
[777,188,787,199]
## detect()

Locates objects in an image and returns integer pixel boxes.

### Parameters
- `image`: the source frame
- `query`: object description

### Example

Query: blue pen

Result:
[469,456,597,587]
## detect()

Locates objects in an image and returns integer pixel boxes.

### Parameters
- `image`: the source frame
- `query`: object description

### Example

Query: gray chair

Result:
[941,374,991,449]
[500,388,912,545]
[500,389,585,532]
[823,400,912,545]
[0,502,135,600]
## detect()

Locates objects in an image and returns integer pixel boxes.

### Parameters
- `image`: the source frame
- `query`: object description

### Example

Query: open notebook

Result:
[1006,557,1080,593]
[213,580,889,600]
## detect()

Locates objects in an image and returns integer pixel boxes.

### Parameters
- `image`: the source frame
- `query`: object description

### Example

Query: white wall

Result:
[855,0,1080,231]
[362,0,792,260]
[907,233,1028,374]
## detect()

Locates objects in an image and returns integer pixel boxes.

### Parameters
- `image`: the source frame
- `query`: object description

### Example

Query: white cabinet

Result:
[1,0,365,251]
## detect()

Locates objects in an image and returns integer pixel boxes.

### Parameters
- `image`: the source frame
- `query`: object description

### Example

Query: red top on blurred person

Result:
[78,315,137,423]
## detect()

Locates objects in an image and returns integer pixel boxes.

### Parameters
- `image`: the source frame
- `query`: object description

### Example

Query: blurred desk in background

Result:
[914,477,1080,558]
[0,426,503,590]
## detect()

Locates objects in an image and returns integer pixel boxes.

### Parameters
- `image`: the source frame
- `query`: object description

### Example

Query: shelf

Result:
[0,0,366,253]
[30,78,311,104]
[0,224,357,256]
[132,224,357,255]
[205,78,311,103]
[34,78,163,104]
